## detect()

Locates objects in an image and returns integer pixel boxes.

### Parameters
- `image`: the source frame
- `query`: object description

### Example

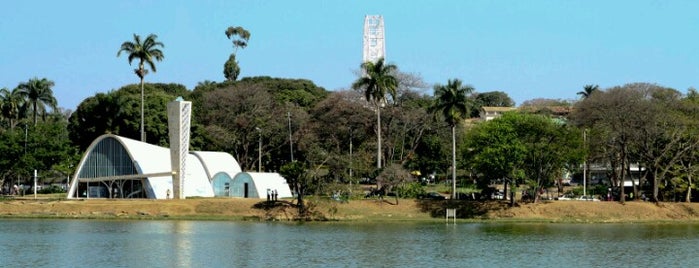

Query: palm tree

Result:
[224,26,251,81]
[117,33,165,142]
[0,87,26,129]
[429,78,474,199]
[352,57,398,169]
[577,84,599,99]
[16,77,57,126]
[0,87,10,127]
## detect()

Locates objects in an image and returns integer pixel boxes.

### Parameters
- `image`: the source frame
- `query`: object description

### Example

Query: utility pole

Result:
[349,130,353,180]
[24,124,27,154]
[256,127,262,172]
[33,169,37,199]
[349,130,353,194]
[583,129,587,197]
[288,111,294,162]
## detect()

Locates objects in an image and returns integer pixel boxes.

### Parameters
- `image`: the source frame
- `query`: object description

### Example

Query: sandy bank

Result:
[2,197,699,223]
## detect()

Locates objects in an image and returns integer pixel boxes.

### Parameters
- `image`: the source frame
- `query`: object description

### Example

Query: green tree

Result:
[577,84,599,99]
[280,160,308,215]
[407,133,448,179]
[465,113,526,204]
[236,76,328,108]
[16,78,57,126]
[68,83,189,151]
[195,77,328,172]
[376,163,413,204]
[352,57,398,169]
[224,54,241,82]
[470,91,515,117]
[305,90,374,182]
[0,87,26,129]
[464,112,581,205]
[117,33,165,142]
[198,84,279,171]
[515,115,583,202]
[224,26,251,81]
[429,78,473,198]
[0,118,79,188]
[572,83,699,202]
[225,26,251,54]
[474,91,515,107]
[190,80,220,115]
[382,89,434,169]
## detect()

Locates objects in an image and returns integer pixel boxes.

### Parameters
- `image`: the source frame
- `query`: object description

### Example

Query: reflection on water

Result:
[1,220,698,267]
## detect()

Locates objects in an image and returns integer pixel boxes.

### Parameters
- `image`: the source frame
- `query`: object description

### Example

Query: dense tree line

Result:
[3,31,699,207]
[570,83,699,202]
[8,74,699,205]
[0,78,76,191]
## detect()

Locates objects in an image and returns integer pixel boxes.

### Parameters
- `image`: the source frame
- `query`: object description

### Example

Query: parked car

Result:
[418,192,446,200]
[491,191,505,200]
[576,195,600,202]
[557,195,574,201]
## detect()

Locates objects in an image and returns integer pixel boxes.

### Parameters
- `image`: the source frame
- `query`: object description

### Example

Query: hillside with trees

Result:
[4,40,699,209]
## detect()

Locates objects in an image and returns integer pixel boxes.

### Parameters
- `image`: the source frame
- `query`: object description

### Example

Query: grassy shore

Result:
[2,195,699,223]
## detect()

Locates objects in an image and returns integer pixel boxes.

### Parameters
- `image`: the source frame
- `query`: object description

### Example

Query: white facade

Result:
[231,172,293,199]
[67,134,292,200]
[191,151,242,179]
[480,106,516,121]
[67,134,228,199]
[67,97,293,200]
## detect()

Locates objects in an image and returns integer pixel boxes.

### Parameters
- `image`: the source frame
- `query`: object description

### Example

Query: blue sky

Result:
[2,0,699,110]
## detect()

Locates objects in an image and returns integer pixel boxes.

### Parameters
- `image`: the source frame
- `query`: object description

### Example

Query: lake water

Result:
[0,219,698,267]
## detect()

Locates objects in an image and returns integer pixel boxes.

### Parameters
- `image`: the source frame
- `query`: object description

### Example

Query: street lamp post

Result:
[349,129,353,194]
[583,129,587,197]
[256,127,262,172]
[24,124,27,154]
[288,112,294,162]
[349,130,353,180]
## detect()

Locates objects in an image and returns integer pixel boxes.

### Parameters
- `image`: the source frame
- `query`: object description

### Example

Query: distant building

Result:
[478,105,574,122]
[479,106,517,121]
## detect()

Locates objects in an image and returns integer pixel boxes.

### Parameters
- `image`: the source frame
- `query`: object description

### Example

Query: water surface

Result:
[1,220,697,267]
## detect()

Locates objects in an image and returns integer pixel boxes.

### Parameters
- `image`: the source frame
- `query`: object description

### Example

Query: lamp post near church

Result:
[583,129,588,197]
[288,112,294,162]
[256,127,262,172]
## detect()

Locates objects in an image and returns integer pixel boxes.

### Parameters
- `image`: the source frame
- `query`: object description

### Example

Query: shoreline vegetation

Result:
[3,195,699,223]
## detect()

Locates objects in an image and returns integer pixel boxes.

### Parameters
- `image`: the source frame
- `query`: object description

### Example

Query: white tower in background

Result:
[363,15,385,63]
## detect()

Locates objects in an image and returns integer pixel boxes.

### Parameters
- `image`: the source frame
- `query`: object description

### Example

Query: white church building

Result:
[66,99,292,200]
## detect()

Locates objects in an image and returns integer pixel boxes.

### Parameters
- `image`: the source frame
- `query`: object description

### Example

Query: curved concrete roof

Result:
[190,151,242,181]
[232,172,293,199]
[69,134,242,199]
[114,135,171,178]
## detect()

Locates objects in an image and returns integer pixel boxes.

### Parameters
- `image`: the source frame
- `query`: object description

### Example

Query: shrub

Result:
[38,185,66,194]
[395,182,425,198]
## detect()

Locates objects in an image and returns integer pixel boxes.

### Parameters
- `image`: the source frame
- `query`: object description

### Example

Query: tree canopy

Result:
[353,57,399,169]
[224,26,251,81]
[465,112,583,204]
[16,77,57,126]
[117,34,164,80]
